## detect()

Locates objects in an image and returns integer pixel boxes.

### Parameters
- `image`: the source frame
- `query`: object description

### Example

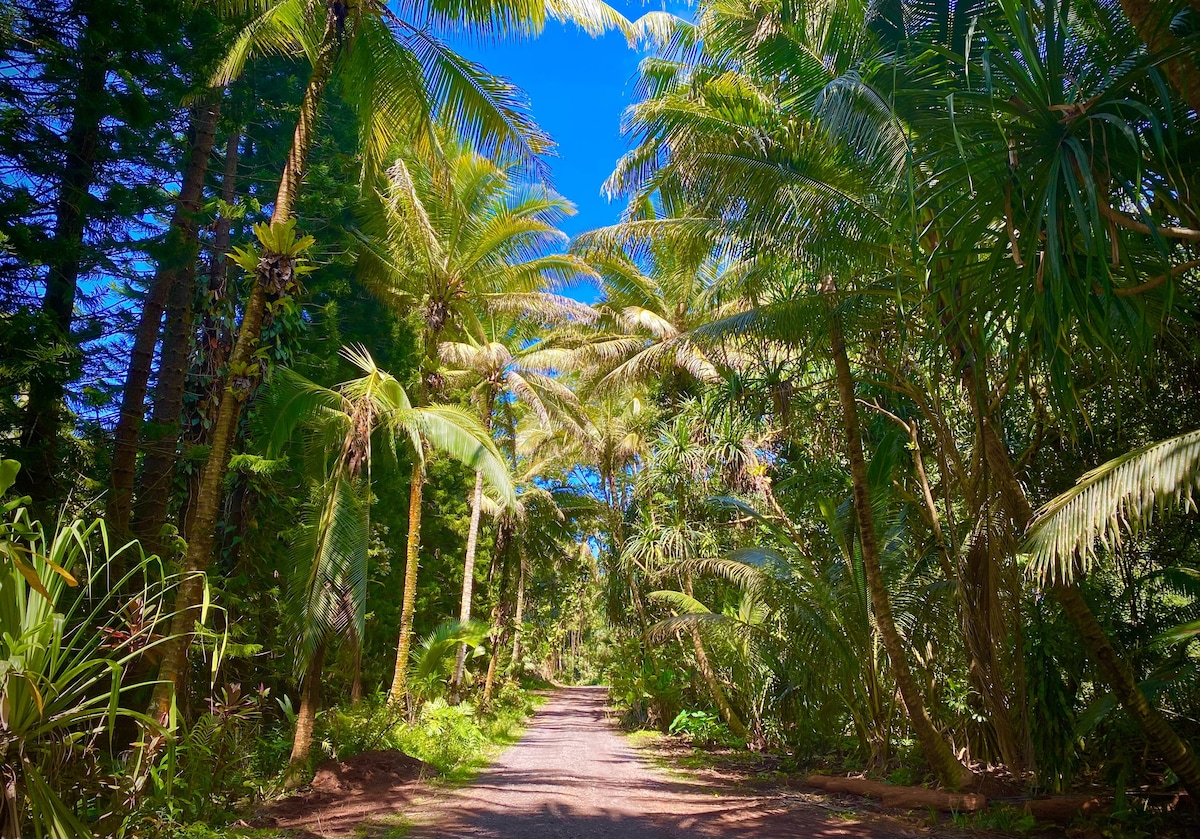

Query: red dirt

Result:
[255,749,434,836]
[405,687,955,838]
[260,688,999,838]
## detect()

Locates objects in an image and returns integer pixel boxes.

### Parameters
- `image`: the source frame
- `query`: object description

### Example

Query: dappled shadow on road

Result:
[408,687,916,839]
[416,797,913,839]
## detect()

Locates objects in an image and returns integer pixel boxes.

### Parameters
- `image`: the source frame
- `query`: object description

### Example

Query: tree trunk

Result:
[1053,581,1200,797]
[483,522,514,705]
[509,550,527,672]
[1117,0,1200,115]
[451,468,487,695]
[19,11,108,506]
[180,126,241,541]
[284,642,325,790]
[108,100,221,537]
[388,456,426,707]
[827,285,975,790]
[452,388,496,695]
[688,627,749,740]
[972,404,1200,799]
[958,366,1033,776]
[148,5,340,726]
[680,571,748,738]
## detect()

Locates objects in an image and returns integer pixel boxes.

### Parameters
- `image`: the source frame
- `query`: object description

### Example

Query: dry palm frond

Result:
[1024,429,1200,584]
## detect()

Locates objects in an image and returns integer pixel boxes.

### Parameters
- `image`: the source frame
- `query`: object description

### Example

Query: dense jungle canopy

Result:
[2,0,1200,834]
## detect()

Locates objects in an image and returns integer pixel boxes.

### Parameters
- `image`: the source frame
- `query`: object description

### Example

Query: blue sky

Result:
[455,1,673,300]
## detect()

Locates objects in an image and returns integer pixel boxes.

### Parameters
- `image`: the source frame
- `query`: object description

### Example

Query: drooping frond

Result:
[404,406,517,508]
[1024,429,1200,584]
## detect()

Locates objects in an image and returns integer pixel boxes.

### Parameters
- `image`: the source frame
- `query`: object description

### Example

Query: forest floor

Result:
[259,686,1015,838]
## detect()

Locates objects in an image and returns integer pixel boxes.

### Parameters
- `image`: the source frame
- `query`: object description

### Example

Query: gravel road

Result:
[409,686,916,839]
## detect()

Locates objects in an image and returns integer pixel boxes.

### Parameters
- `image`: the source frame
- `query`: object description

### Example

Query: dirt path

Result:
[407,686,924,838]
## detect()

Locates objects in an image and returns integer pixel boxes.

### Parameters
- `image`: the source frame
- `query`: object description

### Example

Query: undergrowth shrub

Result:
[395,699,488,772]
[668,709,739,747]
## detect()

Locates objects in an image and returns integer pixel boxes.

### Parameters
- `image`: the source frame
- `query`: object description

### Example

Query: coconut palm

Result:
[568,208,768,398]
[150,0,627,722]
[260,345,513,785]
[1024,428,1200,796]
[355,143,596,704]
[438,317,588,693]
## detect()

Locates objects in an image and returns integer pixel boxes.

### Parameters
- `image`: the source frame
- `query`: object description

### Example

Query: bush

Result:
[395,700,488,773]
[668,709,738,747]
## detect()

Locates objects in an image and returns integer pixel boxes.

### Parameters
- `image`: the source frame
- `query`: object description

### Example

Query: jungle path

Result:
[406,687,924,839]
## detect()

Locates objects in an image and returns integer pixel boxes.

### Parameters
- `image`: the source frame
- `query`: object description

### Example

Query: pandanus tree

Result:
[903,0,1200,793]
[260,345,513,786]
[438,316,588,694]
[354,144,597,704]
[149,0,628,723]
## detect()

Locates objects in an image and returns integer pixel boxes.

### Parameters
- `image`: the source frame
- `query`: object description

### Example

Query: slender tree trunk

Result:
[973,408,1200,799]
[689,628,748,739]
[451,469,487,695]
[451,390,496,694]
[827,284,976,790]
[680,572,748,739]
[180,126,241,540]
[131,267,197,558]
[148,6,340,726]
[20,12,107,505]
[509,550,527,671]
[389,456,426,707]
[108,100,221,536]
[284,643,325,790]
[483,522,514,705]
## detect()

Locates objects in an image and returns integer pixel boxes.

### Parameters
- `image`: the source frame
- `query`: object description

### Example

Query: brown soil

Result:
[254,749,434,836]
[256,687,1015,838]
[403,686,986,839]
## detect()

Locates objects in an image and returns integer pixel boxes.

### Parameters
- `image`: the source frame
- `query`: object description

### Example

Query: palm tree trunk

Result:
[483,522,514,705]
[973,407,1200,798]
[688,627,748,740]
[827,285,975,790]
[284,642,325,790]
[451,469,487,695]
[509,550,527,671]
[108,100,221,537]
[451,390,496,694]
[180,126,241,542]
[389,456,426,707]
[148,5,340,726]
[680,571,748,738]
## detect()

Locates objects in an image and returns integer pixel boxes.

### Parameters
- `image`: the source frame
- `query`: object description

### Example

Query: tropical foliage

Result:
[1,0,1200,833]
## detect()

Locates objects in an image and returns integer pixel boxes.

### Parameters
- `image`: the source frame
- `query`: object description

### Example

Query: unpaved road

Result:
[409,686,920,838]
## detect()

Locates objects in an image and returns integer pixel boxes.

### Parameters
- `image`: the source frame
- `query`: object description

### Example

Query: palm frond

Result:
[1024,429,1200,584]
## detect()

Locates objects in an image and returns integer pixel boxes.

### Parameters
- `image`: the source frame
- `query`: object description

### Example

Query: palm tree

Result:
[150,0,628,724]
[600,0,979,787]
[438,317,588,693]
[568,208,765,398]
[261,345,513,786]
[1024,429,1200,797]
[355,144,596,704]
